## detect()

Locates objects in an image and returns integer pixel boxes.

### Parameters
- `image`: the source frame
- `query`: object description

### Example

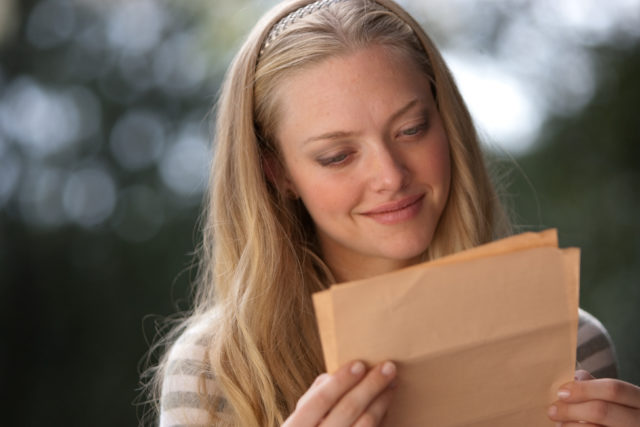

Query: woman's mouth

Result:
[361,194,425,225]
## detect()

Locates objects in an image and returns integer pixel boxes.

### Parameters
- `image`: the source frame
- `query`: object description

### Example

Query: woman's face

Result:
[274,44,451,281]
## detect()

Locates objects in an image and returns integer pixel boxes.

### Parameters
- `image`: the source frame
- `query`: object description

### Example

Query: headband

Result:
[260,0,350,56]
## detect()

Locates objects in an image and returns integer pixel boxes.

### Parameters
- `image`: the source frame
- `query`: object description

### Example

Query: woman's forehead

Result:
[273,45,434,141]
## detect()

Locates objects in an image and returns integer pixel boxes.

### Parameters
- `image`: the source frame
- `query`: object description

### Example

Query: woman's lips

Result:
[361,194,425,224]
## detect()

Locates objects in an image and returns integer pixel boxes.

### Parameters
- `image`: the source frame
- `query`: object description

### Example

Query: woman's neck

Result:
[324,250,421,283]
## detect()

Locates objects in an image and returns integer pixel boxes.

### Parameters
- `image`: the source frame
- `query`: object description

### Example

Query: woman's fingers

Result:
[549,399,640,426]
[285,361,368,426]
[284,360,396,427]
[351,387,395,427]
[557,378,640,408]
[312,373,330,388]
[294,373,330,411]
[549,373,640,427]
[320,361,396,426]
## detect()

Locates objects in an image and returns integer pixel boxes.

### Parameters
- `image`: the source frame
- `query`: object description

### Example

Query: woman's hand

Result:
[548,369,640,426]
[282,360,397,427]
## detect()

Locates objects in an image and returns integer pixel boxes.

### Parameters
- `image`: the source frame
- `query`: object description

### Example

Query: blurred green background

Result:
[0,0,638,425]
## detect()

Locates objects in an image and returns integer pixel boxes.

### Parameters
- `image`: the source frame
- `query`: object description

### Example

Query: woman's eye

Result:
[401,123,426,137]
[318,152,350,166]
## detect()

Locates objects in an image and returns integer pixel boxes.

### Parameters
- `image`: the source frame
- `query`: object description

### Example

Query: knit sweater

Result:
[158,308,618,426]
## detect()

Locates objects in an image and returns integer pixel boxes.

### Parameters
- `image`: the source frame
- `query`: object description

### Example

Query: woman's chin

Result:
[377,244,430,267]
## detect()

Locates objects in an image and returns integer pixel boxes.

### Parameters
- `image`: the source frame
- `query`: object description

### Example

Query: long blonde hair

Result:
[150,0,510,425]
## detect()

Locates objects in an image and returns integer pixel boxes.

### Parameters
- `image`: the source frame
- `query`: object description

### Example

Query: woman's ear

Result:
[262,153,299,199]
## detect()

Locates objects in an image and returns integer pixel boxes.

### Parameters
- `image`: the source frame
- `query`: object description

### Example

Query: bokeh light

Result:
[109,110,165,171]
[63,166,117,228]
[0,77,82,158]
[159,122,210,199]
[106,0,166,56]
[26,0,76,49]
[153,31,209,95]
[18,165,68,227]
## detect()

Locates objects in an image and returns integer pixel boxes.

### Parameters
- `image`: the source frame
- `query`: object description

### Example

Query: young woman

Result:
[151,0,640,425]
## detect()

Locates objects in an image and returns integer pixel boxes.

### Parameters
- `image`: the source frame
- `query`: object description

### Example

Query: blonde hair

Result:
[148,0,511,425]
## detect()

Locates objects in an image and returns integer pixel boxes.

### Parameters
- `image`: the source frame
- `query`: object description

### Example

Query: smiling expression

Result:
[273,44,451,281]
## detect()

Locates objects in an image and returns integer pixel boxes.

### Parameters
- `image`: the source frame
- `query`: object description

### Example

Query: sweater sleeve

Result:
[576,308,618,379]
[159,327,218,427]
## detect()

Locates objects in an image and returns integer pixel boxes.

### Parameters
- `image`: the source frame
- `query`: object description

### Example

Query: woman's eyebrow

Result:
[303,130,357,145]
[388,98,420,124]
[302,98,421,145]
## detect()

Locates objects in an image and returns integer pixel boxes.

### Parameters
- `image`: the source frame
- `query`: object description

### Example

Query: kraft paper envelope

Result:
[312,229,579,426]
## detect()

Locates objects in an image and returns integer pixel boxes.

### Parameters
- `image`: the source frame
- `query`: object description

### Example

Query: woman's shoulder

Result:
[577,308,618,379]
[159,319,222,427]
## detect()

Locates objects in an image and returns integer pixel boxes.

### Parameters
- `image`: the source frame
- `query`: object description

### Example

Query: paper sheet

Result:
[312,229,580,426]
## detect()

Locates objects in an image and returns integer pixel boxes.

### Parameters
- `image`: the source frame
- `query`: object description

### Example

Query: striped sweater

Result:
[159,308,618,426]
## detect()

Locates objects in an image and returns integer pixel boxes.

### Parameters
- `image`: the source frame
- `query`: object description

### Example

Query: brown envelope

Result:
[312,229,579,426]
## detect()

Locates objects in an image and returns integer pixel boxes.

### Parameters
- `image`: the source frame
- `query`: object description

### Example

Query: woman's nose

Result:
[369,144,409,192]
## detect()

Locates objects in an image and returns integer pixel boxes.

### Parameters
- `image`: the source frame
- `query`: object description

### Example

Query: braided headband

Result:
[260,0,350,56]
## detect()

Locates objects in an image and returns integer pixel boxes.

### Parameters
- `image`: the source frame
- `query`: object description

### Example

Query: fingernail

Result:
[547,405,557,417]
[381,361,396,376]
[557,389,570,399]
[351,361,365,375]
[556,423,562,427]
[314,373,328,386]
